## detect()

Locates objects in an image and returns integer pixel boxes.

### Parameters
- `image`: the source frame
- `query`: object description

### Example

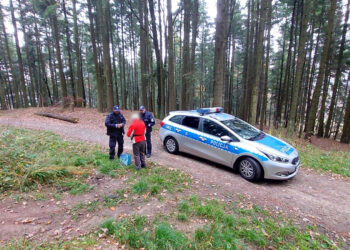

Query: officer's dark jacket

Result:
[141,111,155,132]
[105,112,126,136]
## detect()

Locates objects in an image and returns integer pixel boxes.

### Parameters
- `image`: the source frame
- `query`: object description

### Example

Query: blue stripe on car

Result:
[163,123,269,162]
[256,134,294,155]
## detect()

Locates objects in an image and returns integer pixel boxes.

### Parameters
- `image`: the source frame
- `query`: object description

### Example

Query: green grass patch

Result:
[0,126,121,193]
[101,216,188,249]
[128,164,191,197]
[2,233,109,249]
[298,144,350,177]
[173,196,338,249]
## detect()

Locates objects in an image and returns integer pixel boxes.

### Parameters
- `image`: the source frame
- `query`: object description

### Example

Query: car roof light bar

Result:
[196,107,224,115]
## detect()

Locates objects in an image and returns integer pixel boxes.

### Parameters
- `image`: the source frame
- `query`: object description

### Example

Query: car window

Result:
[221,118,262,140]
[182,116,200,130]
[202,119,235,139]
[169,115,184,125]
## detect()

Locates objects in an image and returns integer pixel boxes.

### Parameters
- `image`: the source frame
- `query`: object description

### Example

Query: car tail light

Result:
[160,121,165,127]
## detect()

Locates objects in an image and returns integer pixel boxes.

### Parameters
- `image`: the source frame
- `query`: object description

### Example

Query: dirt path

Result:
[1,109,349,240]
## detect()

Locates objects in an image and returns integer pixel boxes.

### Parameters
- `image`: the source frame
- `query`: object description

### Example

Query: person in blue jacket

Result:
[105,105,126,160]
[139,106,155,158]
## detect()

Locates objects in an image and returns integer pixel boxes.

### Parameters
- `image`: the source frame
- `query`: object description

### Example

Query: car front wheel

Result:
[238,157,262,182]
[164,136,179,154]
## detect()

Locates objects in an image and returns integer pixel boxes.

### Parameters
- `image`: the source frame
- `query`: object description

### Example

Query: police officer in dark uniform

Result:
[105,105,126,160]
[139,106,155,158]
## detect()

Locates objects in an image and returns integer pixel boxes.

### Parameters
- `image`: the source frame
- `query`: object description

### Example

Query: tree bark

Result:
[325,0,350,137]
[287,0,311,135]
[51,7,68,104]
[148,0,164,117]
[213,0,228,107]
[167,0,176,111]
[87,0,104,112]
[62,0,76,104]
[249,0,267,124]
[98,0,114,111]
[73,0,85,106]
[181,0,191,109]
[305,0,337,138]
[10,0,28,107]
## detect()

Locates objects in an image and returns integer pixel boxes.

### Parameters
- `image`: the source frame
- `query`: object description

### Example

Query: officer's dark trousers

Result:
[109,135,124,159]
[133,141,146,169]
[145,132,152,155]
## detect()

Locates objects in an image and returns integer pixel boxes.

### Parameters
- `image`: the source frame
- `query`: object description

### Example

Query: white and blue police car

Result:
[159,107,300,181]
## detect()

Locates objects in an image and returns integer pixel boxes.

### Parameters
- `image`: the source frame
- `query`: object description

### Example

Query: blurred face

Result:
[140,109,146,114]
[113,110,120,115]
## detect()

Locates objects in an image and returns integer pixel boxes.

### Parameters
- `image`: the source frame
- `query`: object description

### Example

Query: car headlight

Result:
[262,152,289,163]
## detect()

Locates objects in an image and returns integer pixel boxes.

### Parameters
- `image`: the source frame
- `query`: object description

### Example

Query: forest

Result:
[0,0,350,143]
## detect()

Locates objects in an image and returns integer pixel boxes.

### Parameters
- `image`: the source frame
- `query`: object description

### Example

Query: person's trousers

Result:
[109,135,124,159]
[133,141,146,168]
[145,132,152,155]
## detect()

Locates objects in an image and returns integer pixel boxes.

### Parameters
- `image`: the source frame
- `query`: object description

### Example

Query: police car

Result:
[159,107,300,181]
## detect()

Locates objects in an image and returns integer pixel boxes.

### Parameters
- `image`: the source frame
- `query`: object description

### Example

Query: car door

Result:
[199,118,238,167]
[176,116,206,157]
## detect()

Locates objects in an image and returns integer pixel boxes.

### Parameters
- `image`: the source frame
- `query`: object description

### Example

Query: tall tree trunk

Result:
[249,0,267,124]
[148,0,164,117]
[287,0,311,135]
[188,0,199,109]
[181,0,191,109]
[305,0,337,138]
[87,0,104,112]
[62,0,76,104]
[240,0,251,119]
[325,0,350,137]
[340,74,350,143]
[51,9,68,104]
[97,0,114,111]
[213,0,228,107]
[167,0,176,111]
[0,73,7,110]
[139,0,148,107]
[260,0,272,130]
[318,65,331,137]
[0,3,20,108]
[73,0,85,106]
[10,0,28,107]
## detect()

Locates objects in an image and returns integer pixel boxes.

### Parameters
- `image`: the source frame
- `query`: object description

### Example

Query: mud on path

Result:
[1,108,350,243]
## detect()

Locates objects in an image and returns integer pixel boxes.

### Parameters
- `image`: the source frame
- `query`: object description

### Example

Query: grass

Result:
[1,233,115,249]
[129,164,191,197]
[298,144,350,177]
[0,126,121,193]
[100,196,339,249]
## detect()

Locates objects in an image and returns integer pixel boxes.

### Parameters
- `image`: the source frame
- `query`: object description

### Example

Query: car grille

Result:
[292,157,299,165]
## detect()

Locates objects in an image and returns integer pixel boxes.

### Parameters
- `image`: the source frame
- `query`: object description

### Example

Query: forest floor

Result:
[0,107,350,248]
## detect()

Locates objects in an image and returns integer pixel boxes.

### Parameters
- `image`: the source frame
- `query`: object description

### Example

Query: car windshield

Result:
[221,118,264,140]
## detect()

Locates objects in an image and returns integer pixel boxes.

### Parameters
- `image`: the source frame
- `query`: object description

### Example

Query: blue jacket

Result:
[105,112,126,136]
[141,111,155,133]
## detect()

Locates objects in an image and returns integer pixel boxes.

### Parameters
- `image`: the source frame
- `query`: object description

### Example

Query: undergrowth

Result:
[0,126,118,193]
[100,196,338,249]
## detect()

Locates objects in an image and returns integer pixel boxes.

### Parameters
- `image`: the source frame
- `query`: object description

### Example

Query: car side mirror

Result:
[220,136,232,142]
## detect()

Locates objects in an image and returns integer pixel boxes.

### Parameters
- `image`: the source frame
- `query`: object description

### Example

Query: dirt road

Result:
[1,109,349,239]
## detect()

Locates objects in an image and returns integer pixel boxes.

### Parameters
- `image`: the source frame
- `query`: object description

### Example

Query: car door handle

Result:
[199,136,207,141]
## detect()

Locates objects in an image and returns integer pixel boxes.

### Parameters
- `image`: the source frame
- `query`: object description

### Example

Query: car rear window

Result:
[182,116,200,130]
[169,115,184,124]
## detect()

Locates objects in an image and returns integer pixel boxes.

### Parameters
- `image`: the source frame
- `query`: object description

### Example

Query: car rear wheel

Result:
[164,136,179,154]
[238,157,262,182]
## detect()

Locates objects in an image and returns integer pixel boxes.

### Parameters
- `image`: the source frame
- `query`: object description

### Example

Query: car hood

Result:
[254,134,294,156]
